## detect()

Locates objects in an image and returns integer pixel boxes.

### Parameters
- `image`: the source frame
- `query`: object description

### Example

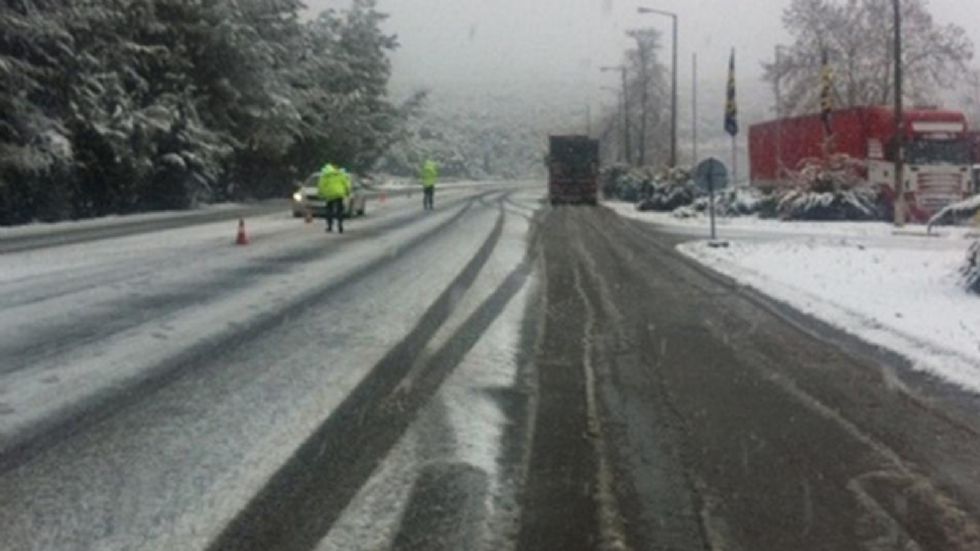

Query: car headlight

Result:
[292,192,303,202]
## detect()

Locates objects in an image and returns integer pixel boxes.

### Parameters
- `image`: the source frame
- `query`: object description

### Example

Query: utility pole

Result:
[692,52,698,165]
[601,65,632,165]
[893,0,906,226]
[623,33,651,167]
[774,45,789,183]
[638,7,678,168]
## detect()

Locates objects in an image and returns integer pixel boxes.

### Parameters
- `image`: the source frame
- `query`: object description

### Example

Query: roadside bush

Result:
[963,241,980,294]
[717,188,768,216]
[600,164,652,202]
[637,182,697,211]
[672,187,776,219]
[776,155,885,221]
[777,188,882,221]
[600,163,630,198]
[636,166,698,212]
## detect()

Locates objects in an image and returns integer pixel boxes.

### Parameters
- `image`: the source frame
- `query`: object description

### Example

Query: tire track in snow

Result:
[208,195,536,551]
[0,190,498,376]
[0,191,499,472]
[0,202,288,255]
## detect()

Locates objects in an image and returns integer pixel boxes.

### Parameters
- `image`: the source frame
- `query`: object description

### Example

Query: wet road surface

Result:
[2,189,980,551]
[520,205,980,551]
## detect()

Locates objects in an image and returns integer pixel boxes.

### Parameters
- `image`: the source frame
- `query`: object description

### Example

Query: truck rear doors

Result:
[549,136,599,205]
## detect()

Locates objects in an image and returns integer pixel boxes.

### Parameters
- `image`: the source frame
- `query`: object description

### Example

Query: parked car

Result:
[292,172,367,218]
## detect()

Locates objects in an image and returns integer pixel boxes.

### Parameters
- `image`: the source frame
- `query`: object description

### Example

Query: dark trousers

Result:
[326,198,344,233]
[423,187,434,210]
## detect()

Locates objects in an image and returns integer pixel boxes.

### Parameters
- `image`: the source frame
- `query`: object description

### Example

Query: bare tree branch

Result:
[764,0,974,116]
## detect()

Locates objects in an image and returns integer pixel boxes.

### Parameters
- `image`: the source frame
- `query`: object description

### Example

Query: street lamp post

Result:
[601,65,632,165]
[637,6,678,168]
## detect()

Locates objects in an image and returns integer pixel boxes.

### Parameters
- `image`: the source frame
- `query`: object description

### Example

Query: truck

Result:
[968,131,980,194]
[749,106,973,222]
[548,135,599,205]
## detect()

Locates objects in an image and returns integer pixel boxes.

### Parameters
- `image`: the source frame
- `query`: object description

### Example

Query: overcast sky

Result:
[307,0,980,115]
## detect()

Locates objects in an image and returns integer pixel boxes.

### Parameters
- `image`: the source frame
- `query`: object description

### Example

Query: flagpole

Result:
[725,47,738,187]
[732,136,738,188]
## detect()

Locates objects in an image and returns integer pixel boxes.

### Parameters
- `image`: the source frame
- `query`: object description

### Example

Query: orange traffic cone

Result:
[235,218,250,245]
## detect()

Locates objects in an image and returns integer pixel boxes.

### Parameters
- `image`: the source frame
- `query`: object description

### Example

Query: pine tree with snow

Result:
[0,0,412,224]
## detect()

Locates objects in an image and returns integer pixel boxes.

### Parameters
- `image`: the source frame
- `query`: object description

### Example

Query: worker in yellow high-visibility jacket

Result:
[420,160,439,211]
[318,164,351,233]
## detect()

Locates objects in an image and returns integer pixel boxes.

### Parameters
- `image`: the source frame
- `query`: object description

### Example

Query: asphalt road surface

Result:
[2,182,979,551]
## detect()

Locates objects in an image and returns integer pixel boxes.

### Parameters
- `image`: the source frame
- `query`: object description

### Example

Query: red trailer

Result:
[749,106,973,221]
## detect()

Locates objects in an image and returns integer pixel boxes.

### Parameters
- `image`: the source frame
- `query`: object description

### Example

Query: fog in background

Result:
[308,0,980,169]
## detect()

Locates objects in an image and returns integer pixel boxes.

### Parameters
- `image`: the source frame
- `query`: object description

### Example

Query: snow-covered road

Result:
[5,193,980,551]
[0,183,542,550]
[607,201,980,392]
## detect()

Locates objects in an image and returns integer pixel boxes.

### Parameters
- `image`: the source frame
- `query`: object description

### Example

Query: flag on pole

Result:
[724,48,739,137]
[820,48,834,135]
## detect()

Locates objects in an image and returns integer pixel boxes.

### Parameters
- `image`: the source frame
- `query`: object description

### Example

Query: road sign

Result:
[695,158,729,241]
[695,158,728,193]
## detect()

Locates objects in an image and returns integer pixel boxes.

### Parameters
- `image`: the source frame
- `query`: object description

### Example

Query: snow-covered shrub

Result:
[636,166,699,212]
[777,188,882,221]
[600,164,652,202]
[670,187,776,219]
[963,241,980,295]
[600,164,630,198]
[928,194,980,228]
[637,182,698,212]
[716,188,770,217]
[777,155,884,221]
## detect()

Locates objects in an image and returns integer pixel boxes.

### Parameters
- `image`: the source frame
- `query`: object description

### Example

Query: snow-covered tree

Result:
[0,0,411,224]
[596,28,670,169]
[765,0,974,116]
[377,83,561,181]
[287,0,407,177]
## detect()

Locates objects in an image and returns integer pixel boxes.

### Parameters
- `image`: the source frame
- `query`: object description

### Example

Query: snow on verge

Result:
[679,238,980,392]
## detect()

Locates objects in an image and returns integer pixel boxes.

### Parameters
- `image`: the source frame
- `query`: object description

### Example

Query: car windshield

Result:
[907,139,973,165]
[3,1,980,550]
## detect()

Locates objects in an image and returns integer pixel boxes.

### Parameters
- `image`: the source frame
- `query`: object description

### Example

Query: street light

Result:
[637,6,678,168]
[601,65,632,165]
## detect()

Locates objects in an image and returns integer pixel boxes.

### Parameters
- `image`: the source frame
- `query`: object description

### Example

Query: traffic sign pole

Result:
[709,179,717,241]
[695,158,728,243]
